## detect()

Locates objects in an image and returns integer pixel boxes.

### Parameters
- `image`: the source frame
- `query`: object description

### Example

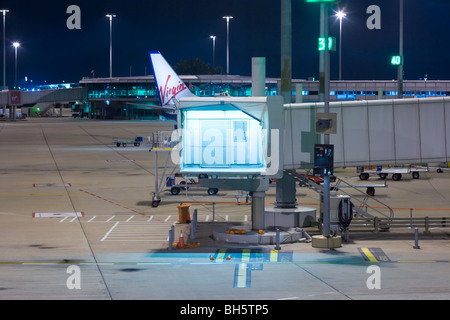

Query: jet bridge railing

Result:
[350,216,450,234]
[331,176,394,220]
[287,169,394,221]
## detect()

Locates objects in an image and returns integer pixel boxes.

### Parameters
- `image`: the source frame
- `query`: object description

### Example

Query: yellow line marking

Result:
[270,250,278,262]
[242,249,251,263]
[215,249,227,263]
[361,248,379,263]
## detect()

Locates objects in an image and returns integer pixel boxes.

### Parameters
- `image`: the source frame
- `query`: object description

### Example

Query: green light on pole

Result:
[391,55,402,66]
[318,37,336,51]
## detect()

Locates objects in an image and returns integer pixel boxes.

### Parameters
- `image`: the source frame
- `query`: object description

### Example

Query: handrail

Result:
[286,169,394,220]
[350,217,450,233]
[331,175,394,219]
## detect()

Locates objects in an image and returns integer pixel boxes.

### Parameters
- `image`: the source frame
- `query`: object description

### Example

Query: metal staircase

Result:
[284,169,394,220]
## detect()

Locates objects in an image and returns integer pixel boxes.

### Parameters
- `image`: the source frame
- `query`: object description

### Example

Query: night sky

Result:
[1,0,450,87]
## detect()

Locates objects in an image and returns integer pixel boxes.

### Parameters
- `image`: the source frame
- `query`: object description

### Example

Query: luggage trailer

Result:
[358,165,429,181]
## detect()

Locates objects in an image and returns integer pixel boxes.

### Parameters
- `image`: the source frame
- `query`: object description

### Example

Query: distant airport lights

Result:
[106,14,116,78]
[210,35,216,67]
[13,42,20,89]
[223,16,233,74]
[335,10,346,80]
[1,9,9,90]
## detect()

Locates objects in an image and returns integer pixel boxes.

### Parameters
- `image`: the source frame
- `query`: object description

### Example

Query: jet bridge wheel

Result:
[151,200,161,207]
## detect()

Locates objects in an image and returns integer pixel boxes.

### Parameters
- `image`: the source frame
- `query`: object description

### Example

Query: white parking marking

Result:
[100,221,172,242]
[101,222,120,242]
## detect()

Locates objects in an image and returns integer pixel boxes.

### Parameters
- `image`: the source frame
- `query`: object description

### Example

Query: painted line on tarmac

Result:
[359,248,379,263]
[0,261,172,266]
[79,189,149,217]
[101,222,120,241]
[0,193,91,197]
[233,263,251,288]
[32,212,85,218]
[33,183,72,187]
[1,258,449,267]
[358,248,392,263]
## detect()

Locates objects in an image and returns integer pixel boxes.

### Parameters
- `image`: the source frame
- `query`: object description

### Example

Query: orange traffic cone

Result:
[177,231,186,249]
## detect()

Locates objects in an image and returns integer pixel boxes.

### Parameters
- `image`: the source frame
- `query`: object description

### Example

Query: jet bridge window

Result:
[180,104,266,174]
[233,121,247,142]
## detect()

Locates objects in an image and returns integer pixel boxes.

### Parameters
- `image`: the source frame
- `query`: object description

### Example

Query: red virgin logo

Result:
[160,75,188,105]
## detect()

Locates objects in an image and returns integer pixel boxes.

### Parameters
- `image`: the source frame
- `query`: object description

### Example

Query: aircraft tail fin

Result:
[149,51,195,107]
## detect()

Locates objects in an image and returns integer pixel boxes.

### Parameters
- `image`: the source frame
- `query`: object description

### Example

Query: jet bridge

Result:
[177,96,284,230]
[176,95,450,232]
[284,96,450,169]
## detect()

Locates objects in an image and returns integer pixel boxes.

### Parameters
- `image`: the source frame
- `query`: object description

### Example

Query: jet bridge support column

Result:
[275,174,297,208]
[277,0,298,211]
[251,191,266,231]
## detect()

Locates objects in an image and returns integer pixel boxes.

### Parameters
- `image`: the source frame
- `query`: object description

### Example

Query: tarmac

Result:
[0,117,449,300]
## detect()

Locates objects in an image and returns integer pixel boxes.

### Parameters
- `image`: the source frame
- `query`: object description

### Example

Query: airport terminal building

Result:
[77,76,450,120]
[6,76,450,120]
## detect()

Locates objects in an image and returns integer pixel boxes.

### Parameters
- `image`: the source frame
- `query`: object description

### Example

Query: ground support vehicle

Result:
[166,175,219,196]
[357,165,429,181]
[113,136,143,147]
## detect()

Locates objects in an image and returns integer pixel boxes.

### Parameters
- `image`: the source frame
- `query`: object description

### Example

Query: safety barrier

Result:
[350,216,450,234]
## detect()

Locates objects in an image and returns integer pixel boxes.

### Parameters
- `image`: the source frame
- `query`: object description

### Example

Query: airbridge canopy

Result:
[284,97,450,169]
[0,87,87,105]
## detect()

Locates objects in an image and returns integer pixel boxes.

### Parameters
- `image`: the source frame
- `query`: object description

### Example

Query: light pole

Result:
[13,42,19,89]
[335,10,346,81]
[1,9,9,90]
[306,0,336,244]
[106,14,116,78]
[210,35,216,68]
[398,0,403,98]
[223,16,233,74]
